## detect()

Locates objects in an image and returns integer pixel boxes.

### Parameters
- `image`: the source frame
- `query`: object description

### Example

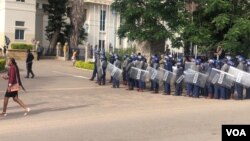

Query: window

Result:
[43,4,49,12]
[15,29,25,40]
[16,0,25,2]
[36,3,39,9]
[99,40,105,51]
[100,10,106,31]
[15,21,25,26]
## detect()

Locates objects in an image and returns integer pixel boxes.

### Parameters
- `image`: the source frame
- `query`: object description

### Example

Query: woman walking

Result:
[0,58,30,117]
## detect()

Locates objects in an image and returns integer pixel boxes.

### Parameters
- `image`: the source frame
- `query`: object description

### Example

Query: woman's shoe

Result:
[0,112,7,117]
[24,108,31,116]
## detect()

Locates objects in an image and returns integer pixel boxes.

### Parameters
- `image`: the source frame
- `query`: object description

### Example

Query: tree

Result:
[45,0,68,54]
[69,0,86,48]
[112,0,187,54]
[183,0,250,56]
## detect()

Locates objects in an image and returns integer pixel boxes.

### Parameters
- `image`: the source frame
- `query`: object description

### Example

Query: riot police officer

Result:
[163,55,173,95]
[175,58,184,96]
[112,55,121,88]
[235,56,247,100]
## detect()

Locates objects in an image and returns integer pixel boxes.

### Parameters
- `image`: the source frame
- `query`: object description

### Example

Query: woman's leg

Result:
[1,97,9,115]
[13,96,29,111]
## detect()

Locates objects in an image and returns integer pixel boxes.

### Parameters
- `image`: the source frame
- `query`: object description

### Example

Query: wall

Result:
[0,0,5,47]
[7,49,37,60]
[5,0,36,46]
[85,2,122,53]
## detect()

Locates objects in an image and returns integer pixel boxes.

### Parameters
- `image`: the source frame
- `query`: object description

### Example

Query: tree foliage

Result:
[45,0,68,54]
[184,0,250,56]
[69,0,86,48]
[112,0,187,52]
[113,0,250,56]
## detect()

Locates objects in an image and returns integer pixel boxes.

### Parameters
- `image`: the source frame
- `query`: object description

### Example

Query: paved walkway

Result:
[0,60,249,141]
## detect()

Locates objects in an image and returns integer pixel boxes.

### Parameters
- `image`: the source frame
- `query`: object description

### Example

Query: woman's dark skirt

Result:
[5,91,18,97]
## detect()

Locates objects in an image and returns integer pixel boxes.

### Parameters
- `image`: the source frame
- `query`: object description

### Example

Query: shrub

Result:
[0,59,6,71]
[75,61,94,70]
[11,43,33,50]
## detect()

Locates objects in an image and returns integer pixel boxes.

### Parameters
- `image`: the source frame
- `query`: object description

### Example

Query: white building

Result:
[0,0,129,53]
[0,0,183,57]
[0,0,36,48]
[83,0,126,52]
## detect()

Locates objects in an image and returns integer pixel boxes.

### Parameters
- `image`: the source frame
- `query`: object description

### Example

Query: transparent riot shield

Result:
[184,69,208,88]
[159,68,175,83]
[146,66,163,81]
[107,63,114,72]
[172,66,177,74]
[130,67,148,81]
[97,67,103,79]
[185,62,196,70]
[228,66,250,87]
[176,75,184,84]
[107,63,122,80]
[208,68,235,88]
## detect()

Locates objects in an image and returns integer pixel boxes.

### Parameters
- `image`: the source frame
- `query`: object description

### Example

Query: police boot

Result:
[207,93,213,99]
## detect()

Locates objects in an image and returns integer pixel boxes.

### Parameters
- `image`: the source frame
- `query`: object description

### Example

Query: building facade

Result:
[0,0,128,53]
[0,0,186,57]
[83,0,127,52]
[0,0,36,48]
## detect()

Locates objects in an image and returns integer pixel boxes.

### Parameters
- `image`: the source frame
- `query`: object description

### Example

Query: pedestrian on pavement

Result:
[25,49,35,78]
[72,49,78,66]
[0,58,30,117]
[36,41,43,61]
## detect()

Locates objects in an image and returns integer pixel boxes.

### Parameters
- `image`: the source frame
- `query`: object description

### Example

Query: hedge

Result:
[11,43,33,50]
[75,61,94,70]
[0,59,6,71]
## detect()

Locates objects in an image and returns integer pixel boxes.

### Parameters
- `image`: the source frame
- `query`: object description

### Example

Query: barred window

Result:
[100,10,106,31]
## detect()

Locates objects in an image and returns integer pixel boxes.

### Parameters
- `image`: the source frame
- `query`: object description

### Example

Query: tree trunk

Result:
[69,0,86,48]
[47,28,60,55]
[134,40,165,61]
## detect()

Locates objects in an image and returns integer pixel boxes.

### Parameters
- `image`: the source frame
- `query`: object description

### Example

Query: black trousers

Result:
[26,63,34,77]
[37,52,41,60]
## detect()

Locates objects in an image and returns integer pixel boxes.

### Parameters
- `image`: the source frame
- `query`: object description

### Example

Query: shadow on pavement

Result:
[0,104,90,120]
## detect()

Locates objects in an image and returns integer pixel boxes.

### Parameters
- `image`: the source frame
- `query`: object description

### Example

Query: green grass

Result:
[11,43,33,50]
[0,59,6,71]
[75,61,94,70]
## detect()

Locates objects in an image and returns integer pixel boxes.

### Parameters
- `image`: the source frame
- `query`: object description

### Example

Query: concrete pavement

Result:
[0,60,249,141]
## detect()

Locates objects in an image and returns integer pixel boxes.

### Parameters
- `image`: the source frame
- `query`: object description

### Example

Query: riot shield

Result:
[185,62,196,70]
[228,66,250,87]
[146,66,163,81]
[97,67,103,79]
[176,75,184,84]
[159,68,175,83]
[208,68,235,88]
[107,63,122,80]
[130,67,148,81]
[172,66,177,74]
[107,63,114,72]
[184,69,208,88]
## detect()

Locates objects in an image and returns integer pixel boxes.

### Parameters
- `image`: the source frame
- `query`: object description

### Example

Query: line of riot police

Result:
[90,50,250,100]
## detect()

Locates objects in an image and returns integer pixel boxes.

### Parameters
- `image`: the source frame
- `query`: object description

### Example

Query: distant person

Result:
[63,42,69,60]
[36,41,43,61]
[5,35,10,49]
[56,42,62,57]
[71,49,78,66]
[25,49,35,78]
[214,46,225,60]
[3,46,7,57]
[0,58,30,117]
